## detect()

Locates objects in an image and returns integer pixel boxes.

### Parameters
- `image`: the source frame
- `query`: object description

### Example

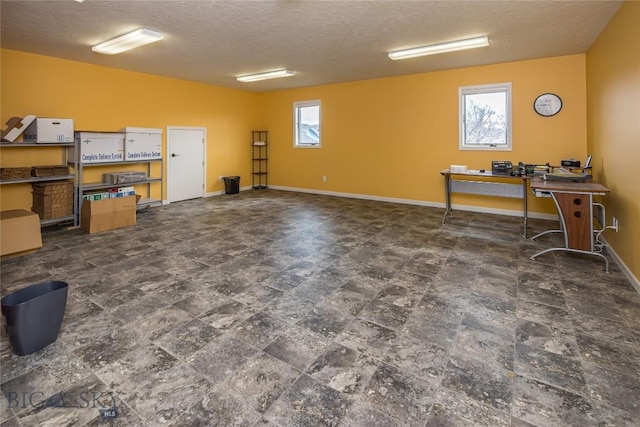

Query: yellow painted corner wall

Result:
[586,1,640,280]
[1,49,260,210]
[262,54,587,215]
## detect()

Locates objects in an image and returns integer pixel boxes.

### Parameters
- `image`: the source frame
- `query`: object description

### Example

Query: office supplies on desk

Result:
[514,162,547,177]
[491,161,513,175]
[532,164,551,176]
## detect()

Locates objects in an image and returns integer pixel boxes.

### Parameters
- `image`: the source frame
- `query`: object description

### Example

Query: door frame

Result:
[166,126,207,204]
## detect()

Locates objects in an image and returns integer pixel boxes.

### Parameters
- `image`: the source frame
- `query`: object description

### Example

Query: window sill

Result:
[459,145,512,151]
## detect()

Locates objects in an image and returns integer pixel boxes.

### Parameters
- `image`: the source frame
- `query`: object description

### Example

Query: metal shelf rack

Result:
[0,141,76,226]
[76,158,163,223]
[252,130,268,190]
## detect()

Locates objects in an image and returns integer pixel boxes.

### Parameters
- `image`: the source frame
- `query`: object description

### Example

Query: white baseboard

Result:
[600,237,640,294]
[205,185,253,198]
[268,185,557,221]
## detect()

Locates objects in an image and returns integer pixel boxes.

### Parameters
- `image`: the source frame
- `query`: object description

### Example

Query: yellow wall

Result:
[1,49,260,210]
[263,55,587,215]
[1,21,636,282]
[586,1,640,280]
[0,50,590,217]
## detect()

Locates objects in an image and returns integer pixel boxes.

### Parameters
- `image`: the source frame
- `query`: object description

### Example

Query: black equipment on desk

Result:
[491,161,512,175]
[561,159,581,168]
[532,163,551,176]
[543,171,592,182]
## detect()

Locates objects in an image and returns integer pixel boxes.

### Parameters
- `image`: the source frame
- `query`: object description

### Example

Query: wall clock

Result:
[534,93,562,117]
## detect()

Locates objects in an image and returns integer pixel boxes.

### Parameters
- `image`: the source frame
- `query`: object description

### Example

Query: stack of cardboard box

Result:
[31,182,73,219]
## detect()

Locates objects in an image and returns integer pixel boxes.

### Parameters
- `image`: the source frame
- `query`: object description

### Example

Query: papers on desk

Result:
[449,165,468,173]
[466,170,493,176]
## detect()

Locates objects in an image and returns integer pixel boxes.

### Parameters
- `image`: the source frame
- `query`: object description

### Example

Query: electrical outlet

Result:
[322,175,327,182]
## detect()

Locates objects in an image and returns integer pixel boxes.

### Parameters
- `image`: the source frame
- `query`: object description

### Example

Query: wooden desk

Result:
[530,177,611,271]
[440,169,530,238]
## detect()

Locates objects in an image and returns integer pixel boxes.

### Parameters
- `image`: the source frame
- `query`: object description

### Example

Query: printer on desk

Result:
[491,161,513,175]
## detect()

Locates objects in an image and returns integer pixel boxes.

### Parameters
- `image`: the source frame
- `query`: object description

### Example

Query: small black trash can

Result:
[1,281,68,355]
[223,176,240,194]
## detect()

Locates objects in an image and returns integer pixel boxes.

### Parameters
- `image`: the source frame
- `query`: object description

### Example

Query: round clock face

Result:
[534,93,562,116]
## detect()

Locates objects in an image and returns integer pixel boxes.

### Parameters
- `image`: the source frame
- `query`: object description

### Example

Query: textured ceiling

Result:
[0,0,622,92]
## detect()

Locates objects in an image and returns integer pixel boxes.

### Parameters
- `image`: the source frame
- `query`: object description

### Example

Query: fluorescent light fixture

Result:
[237,69,295,83]
[92,28,163,55]
[388,36,489,60]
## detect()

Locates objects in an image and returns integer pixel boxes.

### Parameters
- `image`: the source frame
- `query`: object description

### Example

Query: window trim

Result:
[294,100,321,148]
[459,82,512,151]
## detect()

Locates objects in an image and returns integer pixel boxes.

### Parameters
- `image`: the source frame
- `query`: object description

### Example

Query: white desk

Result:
[440,169,530,238]
[530,178,611,271]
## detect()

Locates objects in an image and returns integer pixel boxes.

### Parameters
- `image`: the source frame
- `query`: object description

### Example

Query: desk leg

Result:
[522,179,528,238]
[530,191,609,272]
[441,174,453,225]
[531,247,609,273]
[531,212,564,241]
[530,228,564,241]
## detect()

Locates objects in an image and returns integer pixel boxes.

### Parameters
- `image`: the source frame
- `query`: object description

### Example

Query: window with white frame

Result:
[459,83,512,151]
[294,100,321,148]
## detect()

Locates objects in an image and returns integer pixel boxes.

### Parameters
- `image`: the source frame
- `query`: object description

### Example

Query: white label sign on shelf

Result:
[72,132,124,163]
[120,128,162,161]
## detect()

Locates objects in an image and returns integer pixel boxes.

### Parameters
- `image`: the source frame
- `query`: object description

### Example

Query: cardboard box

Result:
[31,165,70,177]
[23,118,74,143]
[0,210,43,256]
[1,115,36,142]
[81,195,140,234]
[120,127,162,161]
[72,132,124,163]
[31,182,74,219]
[102,171,147,184]
[1,167,32,180]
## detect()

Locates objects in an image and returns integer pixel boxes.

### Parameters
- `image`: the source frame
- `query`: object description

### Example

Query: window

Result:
[294,100,321,148]
[459,83,512,151]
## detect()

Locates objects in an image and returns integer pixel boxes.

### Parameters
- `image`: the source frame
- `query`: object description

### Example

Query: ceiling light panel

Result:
[388,36,489,60]
[237,69,295,83]
[92,28,163,55]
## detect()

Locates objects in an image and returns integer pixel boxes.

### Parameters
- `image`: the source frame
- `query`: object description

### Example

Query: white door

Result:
[167,127,206,203]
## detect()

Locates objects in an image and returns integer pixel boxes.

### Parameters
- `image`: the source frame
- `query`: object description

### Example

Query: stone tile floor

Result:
[1,190,639,426]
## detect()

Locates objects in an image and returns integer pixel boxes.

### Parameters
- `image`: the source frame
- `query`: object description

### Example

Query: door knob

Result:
[171,153,180,157]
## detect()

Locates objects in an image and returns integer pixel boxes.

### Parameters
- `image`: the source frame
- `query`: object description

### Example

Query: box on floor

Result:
[81,194,141,234]
[0,210,42,257]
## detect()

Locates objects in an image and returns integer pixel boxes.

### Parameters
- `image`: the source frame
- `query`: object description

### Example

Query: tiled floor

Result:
[1,190,639,426]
